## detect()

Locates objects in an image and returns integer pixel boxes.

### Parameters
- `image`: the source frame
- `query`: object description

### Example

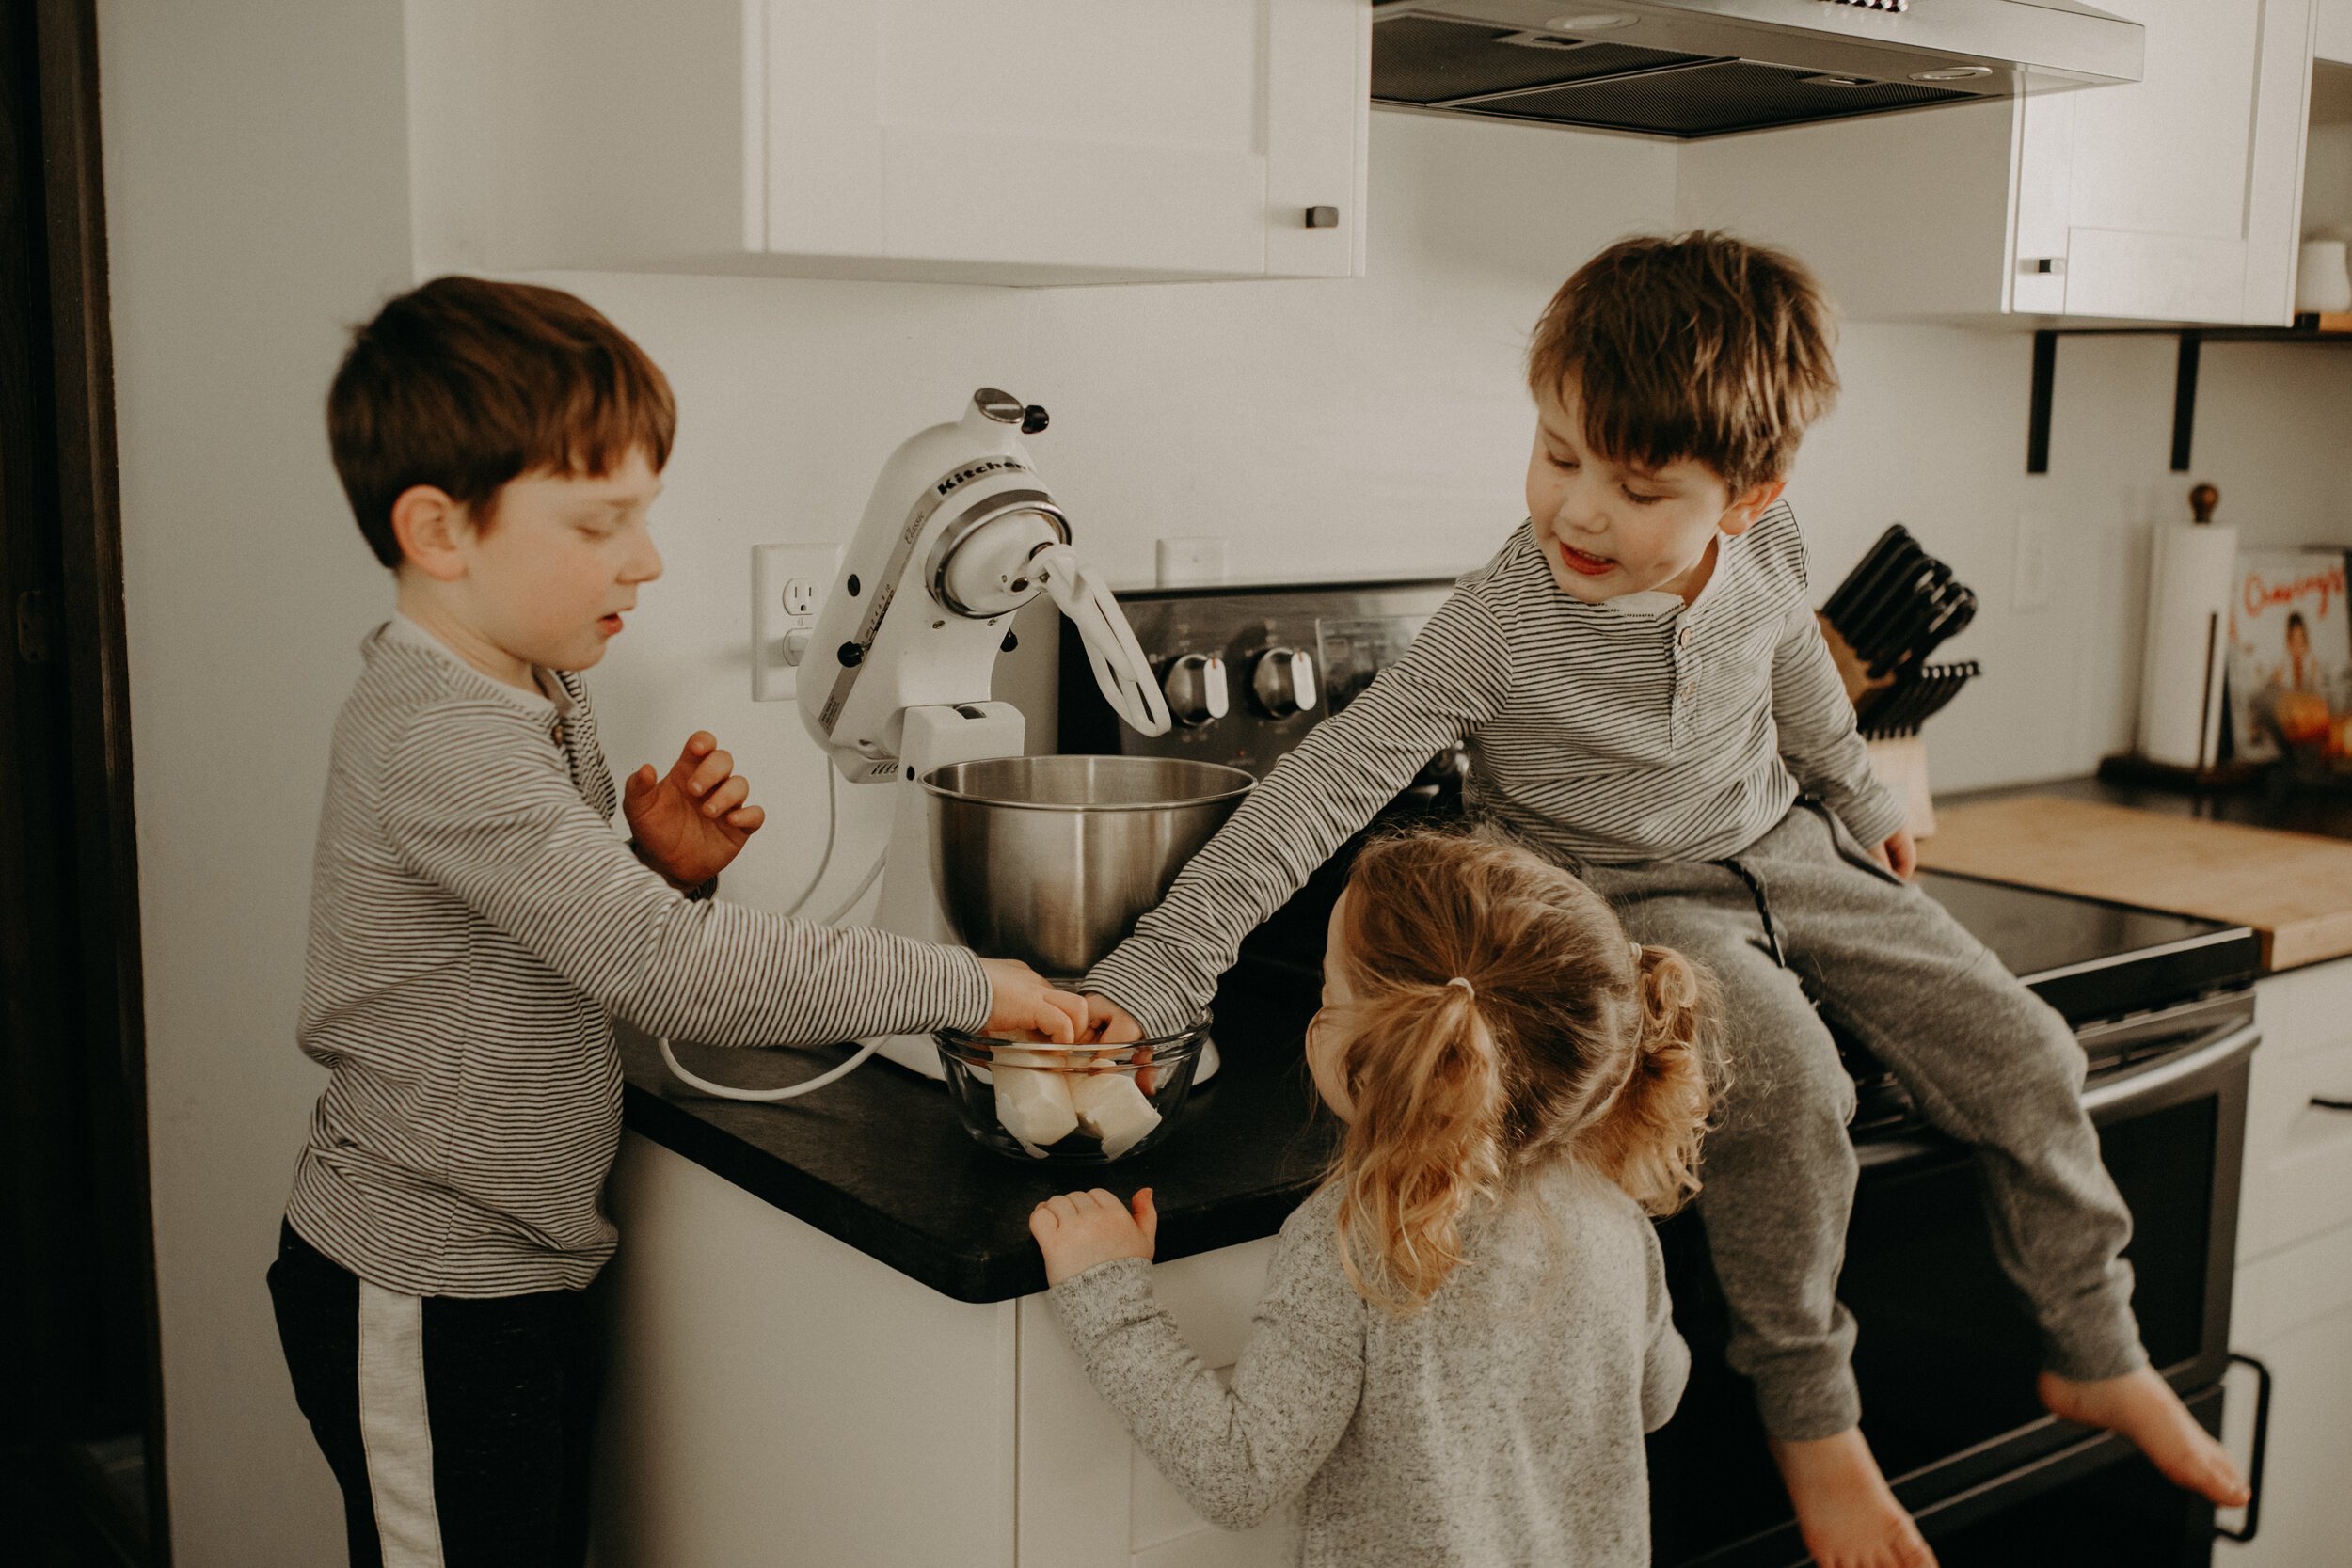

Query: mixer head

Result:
[798,389,1168,782]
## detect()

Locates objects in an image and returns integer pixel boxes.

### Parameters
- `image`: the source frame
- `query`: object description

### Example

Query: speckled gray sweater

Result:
[1049,1166,1689,1567]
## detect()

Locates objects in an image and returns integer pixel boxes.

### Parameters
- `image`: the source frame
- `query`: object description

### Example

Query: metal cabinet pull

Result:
[2214,1352,2273,1544]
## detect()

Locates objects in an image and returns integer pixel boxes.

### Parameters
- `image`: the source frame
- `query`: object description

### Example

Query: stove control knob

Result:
[1162,654,1230,729]
[1250,647,1318,720]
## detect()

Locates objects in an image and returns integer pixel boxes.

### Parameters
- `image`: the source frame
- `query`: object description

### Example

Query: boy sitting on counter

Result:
[1078,233,2249,1568]
[267,277,1085,1565]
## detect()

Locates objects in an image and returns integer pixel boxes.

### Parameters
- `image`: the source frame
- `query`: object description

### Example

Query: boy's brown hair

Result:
[327,276,676,568]
[1527,231,1837,497]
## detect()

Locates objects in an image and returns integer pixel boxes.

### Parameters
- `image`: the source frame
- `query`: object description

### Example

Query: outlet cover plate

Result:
[2012,512,2052,611]
[752,543,841,701]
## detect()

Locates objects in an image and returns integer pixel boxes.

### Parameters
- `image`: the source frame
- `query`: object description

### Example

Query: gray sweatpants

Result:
[1575,801,2145,1440]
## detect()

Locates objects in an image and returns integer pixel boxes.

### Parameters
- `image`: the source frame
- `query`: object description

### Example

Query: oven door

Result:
[1646,1012,2255,1568]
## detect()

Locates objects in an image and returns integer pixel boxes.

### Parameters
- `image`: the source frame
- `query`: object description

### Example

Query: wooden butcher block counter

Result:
[1917,790,2352,972]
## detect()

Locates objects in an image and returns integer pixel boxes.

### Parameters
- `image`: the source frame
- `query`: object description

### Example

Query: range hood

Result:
[1373,1,2143,138]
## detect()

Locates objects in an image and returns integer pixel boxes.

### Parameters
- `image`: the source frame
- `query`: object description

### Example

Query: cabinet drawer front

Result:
[2254,962,2352,1063]
[2239,1032,2352,1260]
[2218,1228,2352,1567]
[2061,227,2249,322]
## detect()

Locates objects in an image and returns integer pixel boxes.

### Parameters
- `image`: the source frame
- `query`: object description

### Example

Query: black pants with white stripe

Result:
[268,1223,601,1567]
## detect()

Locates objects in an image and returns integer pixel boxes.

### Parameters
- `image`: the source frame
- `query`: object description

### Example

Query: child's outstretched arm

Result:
[1035,1192,1366,1532]
[625,729,762,890]
[1084,585,1514,1038]
[380,705,996,1050]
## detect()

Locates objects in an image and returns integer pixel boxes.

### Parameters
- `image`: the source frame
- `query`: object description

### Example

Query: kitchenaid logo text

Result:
[937,458,1025,496]
[2243,562,2347,619]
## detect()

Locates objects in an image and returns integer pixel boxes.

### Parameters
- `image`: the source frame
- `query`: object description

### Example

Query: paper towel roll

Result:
[2137,523,2239,768]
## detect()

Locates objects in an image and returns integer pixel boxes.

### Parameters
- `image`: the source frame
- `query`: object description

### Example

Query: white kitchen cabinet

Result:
[1017,1237,1298,1567]
[2217,1222,2352,1566]
[593,1133,1299,1567]
[405,0,1370,288]
[2205,958,2352,1565]
[1676,0,2317,325]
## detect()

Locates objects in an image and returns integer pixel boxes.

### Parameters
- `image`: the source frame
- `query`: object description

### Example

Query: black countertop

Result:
[619,966,1336,1305]
[619,808,2261,1306]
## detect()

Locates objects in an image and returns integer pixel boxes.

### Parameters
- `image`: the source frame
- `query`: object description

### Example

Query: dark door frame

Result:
[3,0,164,1559]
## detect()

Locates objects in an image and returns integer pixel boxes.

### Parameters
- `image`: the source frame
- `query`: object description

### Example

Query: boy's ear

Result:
[389,484,471,581]
[1717,478,1788,538]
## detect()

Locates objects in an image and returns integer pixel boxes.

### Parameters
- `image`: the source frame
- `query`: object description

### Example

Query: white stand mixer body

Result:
[798,394,1067,783]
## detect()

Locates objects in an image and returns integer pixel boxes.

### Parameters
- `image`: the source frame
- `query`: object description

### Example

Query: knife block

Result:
[1867,735,1937,841]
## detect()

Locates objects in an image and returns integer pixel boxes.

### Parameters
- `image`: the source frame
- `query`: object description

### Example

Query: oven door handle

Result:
[2080,1022,2259,1117]
[2214,1351,2274,1544]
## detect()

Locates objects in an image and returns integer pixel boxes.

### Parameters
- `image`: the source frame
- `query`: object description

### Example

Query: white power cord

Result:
[659,1033,883,1102]
[657,766,890,1102]
[779,765,840,917]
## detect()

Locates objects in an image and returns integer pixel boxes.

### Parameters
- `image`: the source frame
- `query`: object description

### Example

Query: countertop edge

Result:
[621,1082,1326,1304]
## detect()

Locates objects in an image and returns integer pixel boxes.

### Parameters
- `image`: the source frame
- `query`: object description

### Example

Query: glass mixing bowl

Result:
[934,1020,1211,1164]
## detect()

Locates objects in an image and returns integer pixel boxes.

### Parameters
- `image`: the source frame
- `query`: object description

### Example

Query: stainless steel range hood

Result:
[1373,1,2143,138]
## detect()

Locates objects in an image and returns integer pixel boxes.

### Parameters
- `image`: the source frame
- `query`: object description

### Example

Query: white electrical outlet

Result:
[2011,512,2053,610]
[1155,537,1229,588]
[751,543,842,701]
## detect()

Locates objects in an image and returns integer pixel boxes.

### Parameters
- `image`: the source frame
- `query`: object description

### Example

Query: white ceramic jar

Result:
[2295,238,2352,314]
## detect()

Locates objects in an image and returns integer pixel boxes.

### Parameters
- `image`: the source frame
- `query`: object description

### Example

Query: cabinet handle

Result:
[1305,205,1340,229]
[2214,1352,2273,1544]
[2312,1096,2352,1111]
[2021,257,2066,276]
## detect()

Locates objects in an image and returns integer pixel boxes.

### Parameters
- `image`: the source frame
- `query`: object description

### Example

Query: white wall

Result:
[98,6,2352,1561]
[99,0,414,1560]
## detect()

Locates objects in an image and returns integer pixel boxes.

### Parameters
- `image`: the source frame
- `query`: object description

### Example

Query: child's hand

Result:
[982,958,1089,1043]
[1030,1187,1158,1286]
[1082,992,1146,1044]
[1871,826,1918,879]
[625,731,764,890]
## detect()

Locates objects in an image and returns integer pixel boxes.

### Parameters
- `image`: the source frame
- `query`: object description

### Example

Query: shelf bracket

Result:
[2169,331,2201,473]
[2026,329,2057,474]
[2026,319,2349,476]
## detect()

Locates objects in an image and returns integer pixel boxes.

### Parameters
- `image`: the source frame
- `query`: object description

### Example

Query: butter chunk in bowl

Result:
[934,1021,1211,1163]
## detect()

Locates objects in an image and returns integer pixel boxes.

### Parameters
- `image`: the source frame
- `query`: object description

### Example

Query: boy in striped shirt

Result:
[1081,234,2245,1568]
[269,277,1085,1565]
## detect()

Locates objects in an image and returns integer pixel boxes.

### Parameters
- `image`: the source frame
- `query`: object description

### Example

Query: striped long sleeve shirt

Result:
[287,616,991,1298]
[1084,505,1904,1035]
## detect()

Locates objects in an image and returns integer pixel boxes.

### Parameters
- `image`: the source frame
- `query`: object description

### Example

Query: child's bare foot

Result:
[2038,1367,2249,1508]
[1769,1428,1938,1568]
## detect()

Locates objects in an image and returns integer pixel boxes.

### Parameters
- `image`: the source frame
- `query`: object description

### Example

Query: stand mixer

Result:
[660,388,1183,1101]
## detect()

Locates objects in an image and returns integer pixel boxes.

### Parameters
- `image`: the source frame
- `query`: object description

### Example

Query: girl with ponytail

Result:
[1029,829,1716,1566]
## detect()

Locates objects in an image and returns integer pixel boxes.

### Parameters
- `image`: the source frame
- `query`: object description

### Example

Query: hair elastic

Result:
[1446,975,1475,996]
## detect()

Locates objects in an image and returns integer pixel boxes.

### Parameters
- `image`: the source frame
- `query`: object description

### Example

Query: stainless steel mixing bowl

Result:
[921,755,1255,979]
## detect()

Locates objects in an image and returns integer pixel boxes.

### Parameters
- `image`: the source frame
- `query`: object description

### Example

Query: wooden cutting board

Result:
[1916,795,2352,971]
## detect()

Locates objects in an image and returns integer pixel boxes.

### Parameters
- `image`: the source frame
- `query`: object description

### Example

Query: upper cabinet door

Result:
[2017,0,2315,323]
[418,0,1370,288]
[1674,0,2316,325]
